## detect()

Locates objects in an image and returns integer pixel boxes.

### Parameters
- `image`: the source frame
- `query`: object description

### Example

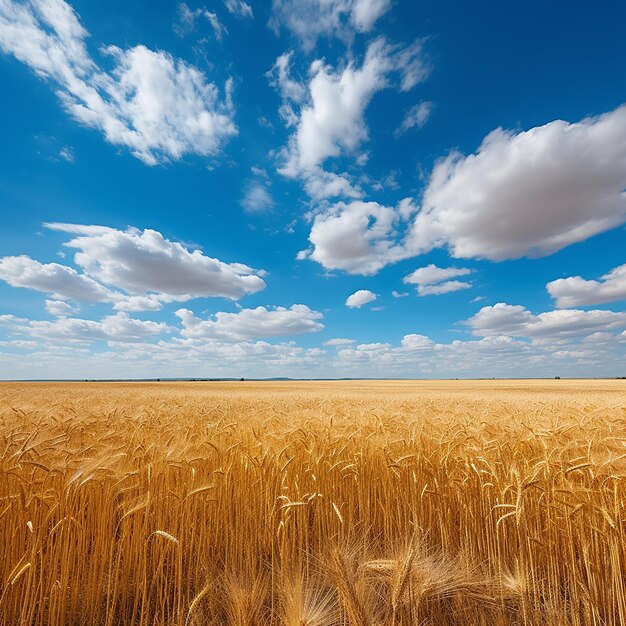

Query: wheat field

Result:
[0,380,625,625]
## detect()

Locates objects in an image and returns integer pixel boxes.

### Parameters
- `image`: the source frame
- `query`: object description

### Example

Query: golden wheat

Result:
[0,379,624,625]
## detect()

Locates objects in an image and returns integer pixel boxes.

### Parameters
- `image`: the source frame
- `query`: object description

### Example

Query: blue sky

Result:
[0,0,625,379]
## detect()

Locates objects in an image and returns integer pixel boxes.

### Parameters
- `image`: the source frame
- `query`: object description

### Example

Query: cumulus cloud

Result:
[396,101,434,136]
[407,105,626,261]
[0,224,267,311]
[270,0,390,50]
[466,303,626,340]
[547,264,626,308]
[0,0,236,164]
[0,255,111,302]
[2,303,626,378]
[176,304,324,340]
[334,319,626,379]
[7,311,170,343]
[404,264,473,296]
[301,200,408,275]
[404,264,472,286]
[273,38,429,180]
[345,289,376,308]
[45,223,266,301]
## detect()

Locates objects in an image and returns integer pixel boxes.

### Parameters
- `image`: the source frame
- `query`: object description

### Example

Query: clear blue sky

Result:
[0,0,625,379]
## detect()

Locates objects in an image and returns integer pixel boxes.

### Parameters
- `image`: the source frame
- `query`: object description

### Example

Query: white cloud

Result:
[391,290,408,298]
[45,299,77,316]
[0,255,111,302]
[280,40,390,174]
[2,304,626,379]
[302,200,408,275]
[0,340,38,350]
[240,181,275,214]
[404,264,473,296]
[466,303,626,340]
[7,311,170,343]
[45,223,266,301]
[404,264,472,286]
[407,105,626,261]
[396,101,434,136]
[547,264,626,308]
[224,0,253,19]
[416,280,473,296]
[270,0,390,50]
[334,323,626,379]
[266,52,305,127]
[400,333,434,350]
[351,0,389,31]
[176,304,323,340]
[175,3,227,41]
[345,289,376,308]
[0,0,236,165]
[0,335,328,380]
[302,168,363,201]
[324,337,355,346]
[59,145,75,162]
[275,38,429,178]
[111,295,164,312]
[393,40,430,92]
[302,104,626,276]
[1,225,268,312]
[0,314,28,325]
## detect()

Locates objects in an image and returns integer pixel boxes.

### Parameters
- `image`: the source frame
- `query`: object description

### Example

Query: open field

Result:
[1,380,625,625]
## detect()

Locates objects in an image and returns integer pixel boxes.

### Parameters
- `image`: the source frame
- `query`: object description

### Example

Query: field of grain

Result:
[0,380,625,625]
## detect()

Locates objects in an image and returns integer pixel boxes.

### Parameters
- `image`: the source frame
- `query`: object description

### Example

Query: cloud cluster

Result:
[176,304,324,341]
[0,0,237,164]
[48,223,267,301]
[0,224,267,311]
[333,303,626,378]
[4,311,170,343]
[466,303,626,340]
[2,298,625,379]
[403,264,473,296]
[547,264,626,308]
[299,104,626,276]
